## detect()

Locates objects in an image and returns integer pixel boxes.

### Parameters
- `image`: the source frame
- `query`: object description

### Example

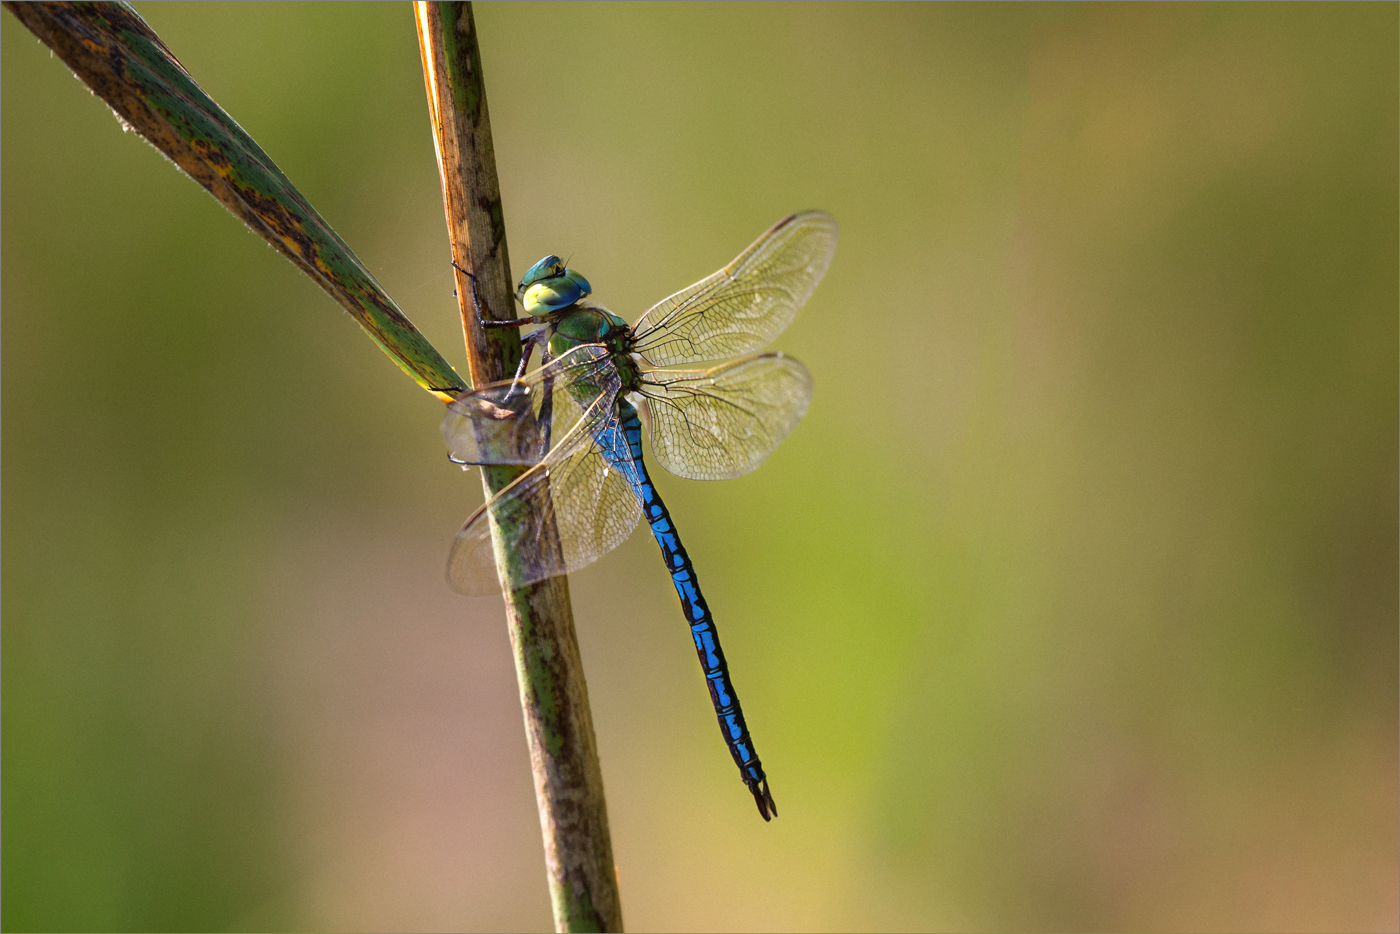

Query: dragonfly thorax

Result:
[548,303,627,346]
[549,303,642,390]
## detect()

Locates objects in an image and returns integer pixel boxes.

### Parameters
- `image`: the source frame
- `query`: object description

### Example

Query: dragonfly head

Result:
[518,254,592,316]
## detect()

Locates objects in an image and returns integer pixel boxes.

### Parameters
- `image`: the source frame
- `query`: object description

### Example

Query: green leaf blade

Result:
[7,0,465,399]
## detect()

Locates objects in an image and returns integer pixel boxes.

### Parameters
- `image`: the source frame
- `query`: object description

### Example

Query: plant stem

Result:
[414,4,623,931]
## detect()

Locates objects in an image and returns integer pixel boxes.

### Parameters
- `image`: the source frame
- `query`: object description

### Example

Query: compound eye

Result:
[518,254,566,293]
[522,276,584,316]
[562,269,592,295]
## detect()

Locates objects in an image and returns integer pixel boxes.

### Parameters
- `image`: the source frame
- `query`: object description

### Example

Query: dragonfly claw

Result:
[749,777,777,821]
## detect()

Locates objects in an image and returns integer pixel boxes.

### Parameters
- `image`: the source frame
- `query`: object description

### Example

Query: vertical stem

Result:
[414,4,623,932]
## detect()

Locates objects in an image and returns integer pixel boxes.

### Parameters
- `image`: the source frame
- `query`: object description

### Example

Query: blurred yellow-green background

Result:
[3,3,1396,931]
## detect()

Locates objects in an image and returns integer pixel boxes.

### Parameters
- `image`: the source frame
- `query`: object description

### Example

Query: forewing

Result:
[446,382,645,595]
[639,352,813,481]
[630,211,837,367]
[440,344,611,466]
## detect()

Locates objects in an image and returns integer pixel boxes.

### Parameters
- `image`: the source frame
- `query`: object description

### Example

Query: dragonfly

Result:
[441,211,837,820]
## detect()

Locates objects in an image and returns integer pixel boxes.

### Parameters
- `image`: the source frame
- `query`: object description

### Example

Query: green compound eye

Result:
[562,268,592,294]
[519,263,592,317]
[522,276,584,316]
[517,254,566,296]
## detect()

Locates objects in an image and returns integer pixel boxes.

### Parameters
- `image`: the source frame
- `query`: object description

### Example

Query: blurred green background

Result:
[3,3,1396,931]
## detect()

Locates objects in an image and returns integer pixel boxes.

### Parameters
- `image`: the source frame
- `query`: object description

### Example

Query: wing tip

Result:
[785,209,839,234]
[778,208,835,224]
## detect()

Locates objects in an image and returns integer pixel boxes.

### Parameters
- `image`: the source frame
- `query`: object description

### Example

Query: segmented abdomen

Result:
[607,399,777,820]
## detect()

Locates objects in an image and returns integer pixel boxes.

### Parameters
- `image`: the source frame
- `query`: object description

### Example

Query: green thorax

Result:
[548,302,642,392]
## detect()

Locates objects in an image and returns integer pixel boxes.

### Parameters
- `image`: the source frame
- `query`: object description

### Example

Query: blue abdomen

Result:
[605,399,777,820]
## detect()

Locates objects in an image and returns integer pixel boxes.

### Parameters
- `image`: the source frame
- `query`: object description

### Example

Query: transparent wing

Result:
[629,211,837,367]
[441,343,614,467]
[637,352,813,481]
[443,355,645,595]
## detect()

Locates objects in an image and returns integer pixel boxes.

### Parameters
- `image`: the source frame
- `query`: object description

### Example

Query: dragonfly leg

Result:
[504,328,547,397]
[451,260,535,328]
[535,344,555,454]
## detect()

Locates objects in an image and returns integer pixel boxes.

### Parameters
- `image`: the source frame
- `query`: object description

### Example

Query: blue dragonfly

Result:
[442,212,837,819]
